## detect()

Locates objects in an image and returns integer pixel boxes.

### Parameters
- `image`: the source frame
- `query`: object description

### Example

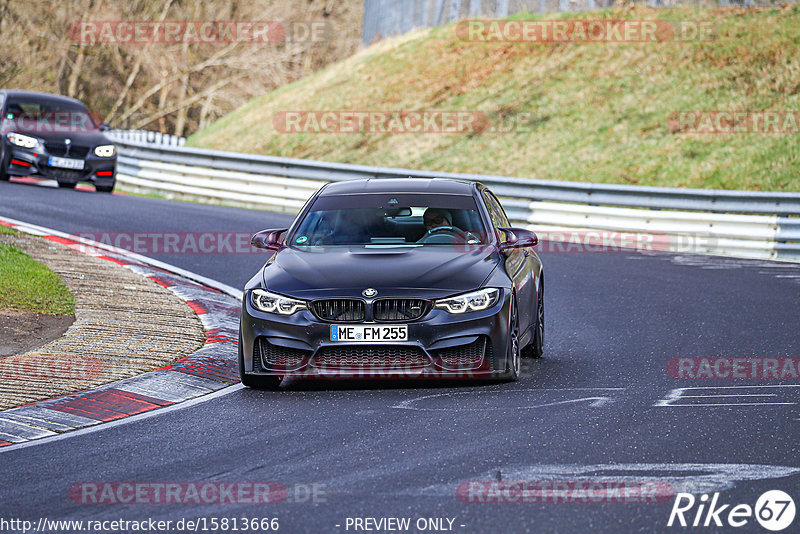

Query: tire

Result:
[0,150,10,181]
[238,333,282,390]
[58,182,76,189]
[523,279,544,359]
[504,295,521,381]
[96,185,114,193]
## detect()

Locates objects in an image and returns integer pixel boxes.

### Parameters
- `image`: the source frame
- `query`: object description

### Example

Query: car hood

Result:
[262,245,500,299]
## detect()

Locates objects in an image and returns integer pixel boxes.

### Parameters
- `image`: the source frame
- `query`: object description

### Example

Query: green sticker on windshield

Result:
[296,236,308,244]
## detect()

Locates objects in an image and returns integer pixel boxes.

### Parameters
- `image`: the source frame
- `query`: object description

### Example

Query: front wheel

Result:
[58,182,76,189]
[0,150,10,181]
[523,279,544,359]
[504,295,521,381]
[238,333,282,390]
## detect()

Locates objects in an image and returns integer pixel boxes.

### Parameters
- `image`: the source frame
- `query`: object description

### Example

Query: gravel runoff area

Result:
[0,233,205,410]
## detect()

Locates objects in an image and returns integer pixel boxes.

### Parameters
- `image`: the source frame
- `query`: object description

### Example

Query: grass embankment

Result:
[0,226,75,315]
[188,6,800,191]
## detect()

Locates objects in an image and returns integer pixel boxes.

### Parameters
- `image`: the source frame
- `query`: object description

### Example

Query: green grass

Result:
[188,5,800,191]
[0,225,19,235]
[0,243,75,315]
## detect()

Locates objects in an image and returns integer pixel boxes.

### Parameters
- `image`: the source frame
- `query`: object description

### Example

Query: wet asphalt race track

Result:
[1,180,800,533]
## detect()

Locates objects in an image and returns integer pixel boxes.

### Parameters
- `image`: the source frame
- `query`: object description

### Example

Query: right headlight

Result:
[94,145,116,157]
[7,132,40,149]
[250,289,307,315]
[434,288,500,314]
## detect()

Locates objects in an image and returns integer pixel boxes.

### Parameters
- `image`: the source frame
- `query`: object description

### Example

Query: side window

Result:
[482,190,510,229]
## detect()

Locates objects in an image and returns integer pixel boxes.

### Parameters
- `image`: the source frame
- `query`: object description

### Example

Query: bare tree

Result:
[0,0,363,135]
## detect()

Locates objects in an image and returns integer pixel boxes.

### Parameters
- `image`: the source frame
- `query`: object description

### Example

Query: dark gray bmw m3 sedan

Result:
[239,178,544,389]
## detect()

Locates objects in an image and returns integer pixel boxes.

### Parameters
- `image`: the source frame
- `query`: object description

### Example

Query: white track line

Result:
[0,385,244,453]
[0,215,246,453]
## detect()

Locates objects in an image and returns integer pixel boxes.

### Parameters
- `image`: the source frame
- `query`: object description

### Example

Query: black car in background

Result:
[239,178,544,390]
[0,90,117,192]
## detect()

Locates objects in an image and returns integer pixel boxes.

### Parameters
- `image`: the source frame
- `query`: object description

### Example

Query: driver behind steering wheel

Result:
[418,208,467,244]
[423,208,452,234]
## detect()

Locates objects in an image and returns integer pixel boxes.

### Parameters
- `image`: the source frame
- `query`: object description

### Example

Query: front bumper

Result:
[240,290,512,380]
[3,141,117,186]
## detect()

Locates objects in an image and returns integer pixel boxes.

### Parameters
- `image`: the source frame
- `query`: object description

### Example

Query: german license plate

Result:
[48,156,84,169]
[330,325,408,342]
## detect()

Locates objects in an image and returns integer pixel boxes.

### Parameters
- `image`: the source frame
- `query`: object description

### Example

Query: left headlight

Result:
[94,145,116,157]
[434,287,500,314]
[7,132,40,149]
[251,289,307,315]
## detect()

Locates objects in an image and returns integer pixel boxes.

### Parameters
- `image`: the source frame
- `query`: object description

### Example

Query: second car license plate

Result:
[48,156,85,169]
[330,325,408,342]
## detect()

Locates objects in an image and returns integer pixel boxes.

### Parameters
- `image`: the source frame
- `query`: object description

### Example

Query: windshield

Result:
[3,98,98,134]
[291,193,488,247]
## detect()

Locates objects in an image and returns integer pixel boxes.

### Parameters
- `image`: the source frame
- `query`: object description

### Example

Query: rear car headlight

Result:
[434,288,500,314]
[94,145,116,157]
[7,133,40,149]
[251,289,307,315]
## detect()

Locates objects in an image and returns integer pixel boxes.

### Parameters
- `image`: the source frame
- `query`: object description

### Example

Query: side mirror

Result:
[99,122,110,131]
[498,227,538,251]
[251,228,288,251]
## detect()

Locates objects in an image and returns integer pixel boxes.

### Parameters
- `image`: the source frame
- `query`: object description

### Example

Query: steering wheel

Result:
[417,226,468,244]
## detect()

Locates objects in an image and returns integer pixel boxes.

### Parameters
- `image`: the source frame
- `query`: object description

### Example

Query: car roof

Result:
[320,178,478,196]
[0,90,86,107]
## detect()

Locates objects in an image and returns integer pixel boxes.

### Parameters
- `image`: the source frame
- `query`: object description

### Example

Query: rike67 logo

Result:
[668,490,795,531]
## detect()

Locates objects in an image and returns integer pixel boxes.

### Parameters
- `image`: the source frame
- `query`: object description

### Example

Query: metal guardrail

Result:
[106,132,800,262]
[107,129,186,147]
